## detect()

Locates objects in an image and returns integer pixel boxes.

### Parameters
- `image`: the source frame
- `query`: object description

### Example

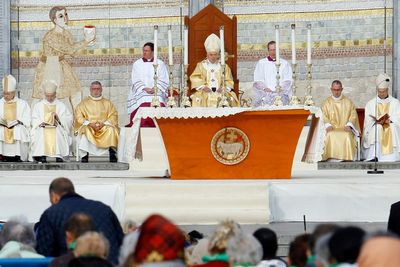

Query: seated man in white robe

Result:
[126,42,169,127]
[321,80,360,161]
[31,80,72,163]
[0,75,31,162]
[74,81,119,163]
[252,41,292,106]
[189,33,239,107]
[363,73,400,162]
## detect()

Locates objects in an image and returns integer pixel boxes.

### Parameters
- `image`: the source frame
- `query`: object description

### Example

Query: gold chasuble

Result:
[321,96,360,161]
[3,102,17,144]
[44,104,57,155]
[74,97,118,149]
[190,61,239,107]
[378,102,393,155]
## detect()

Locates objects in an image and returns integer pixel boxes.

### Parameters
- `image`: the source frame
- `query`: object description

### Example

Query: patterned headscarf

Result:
[134,214,185,264]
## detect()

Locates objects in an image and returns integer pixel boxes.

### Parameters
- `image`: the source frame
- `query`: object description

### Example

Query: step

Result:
[318,161,400,170]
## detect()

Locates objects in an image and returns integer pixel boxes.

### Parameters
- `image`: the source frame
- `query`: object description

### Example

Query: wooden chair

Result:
[184,4,239,96]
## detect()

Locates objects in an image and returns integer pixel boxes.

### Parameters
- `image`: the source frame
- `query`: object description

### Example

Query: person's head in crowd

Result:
[253,227,278,260]
[310,224,339,255]
[122,219,139,234]
[227,233,262,266]
[185,238,210,265]
[0,216,36,249]
[187,230,204,245]
[118,231,140,267]
[65,213,96,251]
[288,234,311,267]
[208,219,241,255]
[328,226,365,265]
[357,235,400,267]
[142,42,154,61]
[314,233,333,267]
[49,177,75,205]
[130,214,186,267]
[73,231,109,259]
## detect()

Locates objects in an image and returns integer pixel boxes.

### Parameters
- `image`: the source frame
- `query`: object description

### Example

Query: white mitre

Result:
[2,74,17,93]
[376,73,391,89]
[42,80,58,94]
[204,33,221,53]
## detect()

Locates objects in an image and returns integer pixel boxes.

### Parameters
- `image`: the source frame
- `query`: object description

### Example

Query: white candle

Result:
[154,25,158,63]
[220,25,225,65]
[307,24,312,64]
[291,24,296,65]
[275,25,280,65]
[168,25,173,65]
[184,26,188,65]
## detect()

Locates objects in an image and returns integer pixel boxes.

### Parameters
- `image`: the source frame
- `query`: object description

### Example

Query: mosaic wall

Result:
[9,0,394,124]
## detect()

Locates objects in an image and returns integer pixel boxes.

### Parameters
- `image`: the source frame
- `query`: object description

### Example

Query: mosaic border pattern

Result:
[12,45,393,69]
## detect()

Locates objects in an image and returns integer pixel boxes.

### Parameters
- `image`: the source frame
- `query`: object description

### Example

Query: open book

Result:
[41,115,61,128]
[369,113,390,125]
[0,119,19,129]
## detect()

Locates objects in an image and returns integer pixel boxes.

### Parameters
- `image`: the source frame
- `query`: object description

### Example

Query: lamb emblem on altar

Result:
[211,127,250,165]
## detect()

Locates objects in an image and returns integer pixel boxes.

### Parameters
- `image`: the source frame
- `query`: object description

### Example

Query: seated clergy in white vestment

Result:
[74,81,119,163]
[321,80,360,161]
[31,80,72,163]
[363,73,400,162]
[0,75,31,162]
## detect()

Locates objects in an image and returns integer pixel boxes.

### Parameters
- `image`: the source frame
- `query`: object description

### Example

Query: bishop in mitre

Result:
[31,80,73,163]
[190,33,239,107]
[74,81,119,163]
[363,73,400,162]
[321,80,360,161]
[0,75,31,162]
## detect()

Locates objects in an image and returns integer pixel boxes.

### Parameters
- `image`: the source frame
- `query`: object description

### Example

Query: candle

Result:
[168,25,173,65]
[220,25,225,65]
[275,25,280,65]
[184,26,188,65]
[307,24,312,64]
[291,24,296,65]
[154,25,158,63]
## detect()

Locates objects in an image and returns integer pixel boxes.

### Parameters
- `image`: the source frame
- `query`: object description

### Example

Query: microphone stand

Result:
[367,91,384,174]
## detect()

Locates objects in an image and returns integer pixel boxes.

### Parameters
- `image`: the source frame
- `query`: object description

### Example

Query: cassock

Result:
[321,95,360,161]
[74,95,119,158]
[127,58,169,114]
[31,99,72,158]
[190,59,239,107]
[363,96,400,161]
[252,57,292,106]
[0,97,31,161]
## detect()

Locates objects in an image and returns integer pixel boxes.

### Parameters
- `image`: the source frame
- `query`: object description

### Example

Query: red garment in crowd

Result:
[191,261,230,267]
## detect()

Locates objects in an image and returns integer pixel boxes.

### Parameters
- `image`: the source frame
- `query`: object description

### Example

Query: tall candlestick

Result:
[184,26,188,65]
[291,24,296,65]
[275,25,280,65]
[168,25,173,65]
[220,25,225,65]
[307,24,312,65]
[153,25,158,62]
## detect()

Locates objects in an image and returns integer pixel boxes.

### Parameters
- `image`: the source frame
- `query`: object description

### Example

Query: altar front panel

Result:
[156,110,309,179]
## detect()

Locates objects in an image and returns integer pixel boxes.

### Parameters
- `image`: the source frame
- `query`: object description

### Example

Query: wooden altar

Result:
[155,109,310,179]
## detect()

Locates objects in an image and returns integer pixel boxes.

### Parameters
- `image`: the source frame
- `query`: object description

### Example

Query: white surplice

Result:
[127,58,169,114]
[0,97,31,160]
[252,57,292,106]
[30,99,72,158]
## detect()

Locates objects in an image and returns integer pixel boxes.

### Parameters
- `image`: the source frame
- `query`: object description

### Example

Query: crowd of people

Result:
[0,177,399,267]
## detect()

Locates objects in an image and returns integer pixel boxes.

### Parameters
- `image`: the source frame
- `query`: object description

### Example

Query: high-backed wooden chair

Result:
[185,4,239,96]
